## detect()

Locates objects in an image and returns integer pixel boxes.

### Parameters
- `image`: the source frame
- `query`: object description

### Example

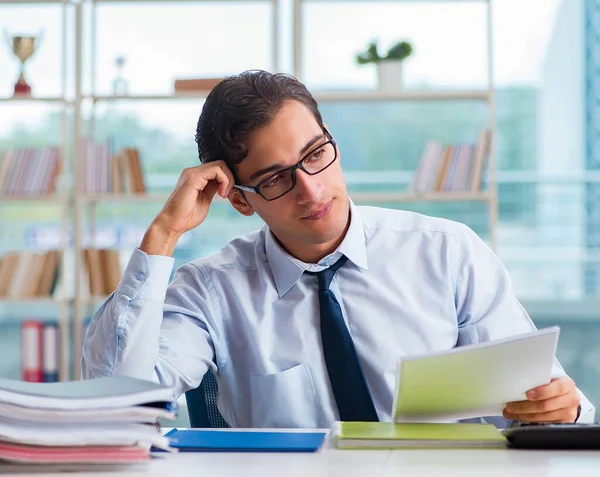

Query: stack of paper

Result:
[0,376,176,465]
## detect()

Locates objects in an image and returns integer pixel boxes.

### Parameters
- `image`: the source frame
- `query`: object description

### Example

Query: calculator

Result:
[503,422,600,450]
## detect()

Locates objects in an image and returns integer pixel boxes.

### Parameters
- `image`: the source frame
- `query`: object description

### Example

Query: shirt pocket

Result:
[249,363,325,428]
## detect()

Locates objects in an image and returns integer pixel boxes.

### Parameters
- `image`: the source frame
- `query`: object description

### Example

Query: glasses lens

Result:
[259,169,294,200]
[302,142,336,174]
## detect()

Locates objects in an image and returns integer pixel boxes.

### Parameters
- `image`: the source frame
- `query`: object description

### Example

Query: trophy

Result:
[112,55,129,96]
[5,31,43,96]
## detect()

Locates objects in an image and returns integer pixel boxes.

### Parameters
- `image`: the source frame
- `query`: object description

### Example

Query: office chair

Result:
[185,372,229,428]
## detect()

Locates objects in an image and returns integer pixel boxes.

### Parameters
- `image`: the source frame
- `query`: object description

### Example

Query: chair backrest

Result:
[185,372,229,428]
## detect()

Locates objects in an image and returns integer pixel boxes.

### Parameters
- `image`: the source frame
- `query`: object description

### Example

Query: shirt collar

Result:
[265,198,368,298]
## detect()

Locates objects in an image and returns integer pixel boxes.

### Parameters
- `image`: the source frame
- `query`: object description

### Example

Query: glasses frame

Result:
[233,130,338,201]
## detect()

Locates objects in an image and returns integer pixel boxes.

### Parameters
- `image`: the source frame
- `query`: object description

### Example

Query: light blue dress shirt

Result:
[81,200,595,427]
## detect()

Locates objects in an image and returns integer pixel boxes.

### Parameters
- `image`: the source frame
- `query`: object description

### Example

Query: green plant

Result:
[356,40,413,65]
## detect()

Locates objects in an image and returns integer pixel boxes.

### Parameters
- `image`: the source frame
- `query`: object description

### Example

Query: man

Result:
[82,70,594,427]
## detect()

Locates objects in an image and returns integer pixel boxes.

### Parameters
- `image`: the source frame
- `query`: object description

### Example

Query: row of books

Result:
[410,129,491,194]
[0,142,146,198]
[84,140,146,194]
[0,248,122,300]
[20,320,60,383]
[0,251,61,299]
[83,248,122,297]
[0,147,61,197]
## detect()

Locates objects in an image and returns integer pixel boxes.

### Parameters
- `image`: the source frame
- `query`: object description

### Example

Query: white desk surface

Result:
[2,429,600,477]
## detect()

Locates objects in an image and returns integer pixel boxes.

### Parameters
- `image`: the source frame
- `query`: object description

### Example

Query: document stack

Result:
[0,375,176,466]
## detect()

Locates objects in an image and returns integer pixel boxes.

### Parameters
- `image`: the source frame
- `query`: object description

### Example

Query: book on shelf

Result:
[82,248,122,298]
[83,139,146,195]
[410,129,492,195]
[0,147,61,198]
[20,320,59,383]
[173,77,223,93]
[0,250,61,299]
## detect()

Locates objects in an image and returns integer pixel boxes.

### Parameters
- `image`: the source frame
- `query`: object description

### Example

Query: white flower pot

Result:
[376,60,404,92]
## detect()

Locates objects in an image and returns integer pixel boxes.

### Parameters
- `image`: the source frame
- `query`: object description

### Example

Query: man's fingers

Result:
[181,162,235,197]
[503,407,577,423]
[505,393,578,415]
[526,377,575,401]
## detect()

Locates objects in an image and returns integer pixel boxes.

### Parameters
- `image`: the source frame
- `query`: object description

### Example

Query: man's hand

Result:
[503,377,580,423]
[140,161,235,256]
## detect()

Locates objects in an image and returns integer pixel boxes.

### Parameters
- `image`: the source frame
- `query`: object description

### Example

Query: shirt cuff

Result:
[117,248,175,302]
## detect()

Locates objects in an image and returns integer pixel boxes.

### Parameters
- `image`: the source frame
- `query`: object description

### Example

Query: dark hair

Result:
[195,70,323,166]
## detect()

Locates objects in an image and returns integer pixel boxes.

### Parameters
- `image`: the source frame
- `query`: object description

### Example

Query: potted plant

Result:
[356,40,413,91]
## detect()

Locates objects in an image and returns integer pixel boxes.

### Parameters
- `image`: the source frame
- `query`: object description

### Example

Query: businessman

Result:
[82,70,594,427]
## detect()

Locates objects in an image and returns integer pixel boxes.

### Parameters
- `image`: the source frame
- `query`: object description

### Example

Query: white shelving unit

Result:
[0,0,73,382]
[292,0,498,250]
[1,0,497,380]
[73,0,284,379]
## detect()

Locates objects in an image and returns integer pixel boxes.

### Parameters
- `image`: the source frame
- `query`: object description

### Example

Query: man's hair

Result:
[195,70,323,166]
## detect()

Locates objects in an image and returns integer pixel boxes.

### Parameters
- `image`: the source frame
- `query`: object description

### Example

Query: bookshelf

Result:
[0,97,71,103]
[0,0,498,381]
[292,0,498,250]
[0,0,73,383]
[88,89,490,103]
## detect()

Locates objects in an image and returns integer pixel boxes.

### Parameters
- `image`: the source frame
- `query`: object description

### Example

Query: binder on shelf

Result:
[20,321,43,383]
[42,322,59,383]
[20,320,60,383]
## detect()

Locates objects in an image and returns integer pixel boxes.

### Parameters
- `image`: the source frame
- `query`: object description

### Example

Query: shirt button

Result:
[116,326,125,336]
[135,272,145,281]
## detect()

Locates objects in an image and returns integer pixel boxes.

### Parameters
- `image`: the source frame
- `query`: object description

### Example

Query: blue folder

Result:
[164,428,326,453]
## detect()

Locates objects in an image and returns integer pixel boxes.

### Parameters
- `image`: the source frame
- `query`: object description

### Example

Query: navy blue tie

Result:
[308,256,378,422]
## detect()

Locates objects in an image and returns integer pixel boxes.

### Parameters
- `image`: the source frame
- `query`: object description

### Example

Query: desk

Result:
[2,430,600,477]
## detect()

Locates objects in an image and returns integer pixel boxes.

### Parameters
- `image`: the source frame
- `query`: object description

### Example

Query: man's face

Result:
[231,100,350,261]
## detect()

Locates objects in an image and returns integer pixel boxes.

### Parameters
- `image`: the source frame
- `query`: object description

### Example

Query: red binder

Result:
[21,320,43,382]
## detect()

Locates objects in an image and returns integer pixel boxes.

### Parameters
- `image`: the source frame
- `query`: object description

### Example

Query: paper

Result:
[0,420,170,449]
[392,327,560,422]
[0,401,176,424]
[0,376,174,410]
[0,441,149,464]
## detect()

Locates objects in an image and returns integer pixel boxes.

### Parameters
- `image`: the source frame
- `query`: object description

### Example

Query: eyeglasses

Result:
[233,132,338,201]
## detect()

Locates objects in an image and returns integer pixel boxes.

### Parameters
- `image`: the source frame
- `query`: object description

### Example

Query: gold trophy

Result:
[5,31,43,96]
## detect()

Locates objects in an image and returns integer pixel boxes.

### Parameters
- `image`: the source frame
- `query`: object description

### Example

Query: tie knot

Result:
[308,255,348,291]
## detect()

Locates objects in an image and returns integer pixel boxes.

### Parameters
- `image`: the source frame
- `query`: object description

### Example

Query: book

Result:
[173,78,222,92]
[0,419,167,448]
[164,428,326,453]
[333,422,506,449]
[392,327,560,422]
